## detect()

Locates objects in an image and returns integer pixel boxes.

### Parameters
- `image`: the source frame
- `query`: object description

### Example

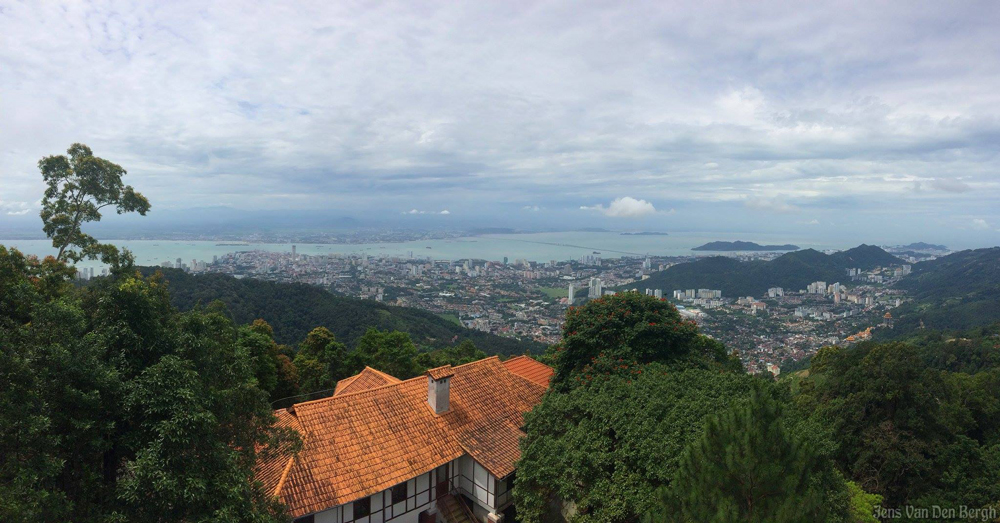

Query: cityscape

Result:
[91,244,926,374]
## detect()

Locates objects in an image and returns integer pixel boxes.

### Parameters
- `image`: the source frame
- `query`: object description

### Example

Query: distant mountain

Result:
[692,241,799,251]
[828,244,904,270]
[139,268,543,355]
[627,245,902,297]
[620,231,669,236]
[888,248,1000,333]
[898,242,948,252]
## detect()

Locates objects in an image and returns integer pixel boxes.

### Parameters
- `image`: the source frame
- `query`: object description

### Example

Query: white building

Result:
[588,277,603,298]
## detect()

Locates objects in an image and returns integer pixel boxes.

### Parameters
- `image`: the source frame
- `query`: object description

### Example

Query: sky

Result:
[1,1,1000,246]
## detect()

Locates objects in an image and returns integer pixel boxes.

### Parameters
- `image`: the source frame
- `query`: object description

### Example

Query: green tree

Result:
[0,246,296,523]
[38,143,150,264]
[514,364,756,523]
[660,384,846,523]
[415,339,487,369]
[292,327,350,396]
[550,292,733,388]
[355,328,421,379]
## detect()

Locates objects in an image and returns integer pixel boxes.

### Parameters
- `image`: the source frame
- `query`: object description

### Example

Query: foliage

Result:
[0,246,295,522]
[415,339,487,369]
[656,383,849,523]
[791,338,1000,511]
[890,248,1000,333]
[514,364,758,523]
[38,143,150,265]
[354,328,422,379]
[549,292,735,388]
[137,267,542,356]
[845,481,882,523]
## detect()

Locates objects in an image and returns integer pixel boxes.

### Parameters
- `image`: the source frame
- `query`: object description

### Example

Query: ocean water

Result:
[0,231,839,270]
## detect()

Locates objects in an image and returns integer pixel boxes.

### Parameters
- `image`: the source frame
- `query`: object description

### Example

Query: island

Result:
[620,231,669,236]
[693,241,799,251]
[898,242,948,252]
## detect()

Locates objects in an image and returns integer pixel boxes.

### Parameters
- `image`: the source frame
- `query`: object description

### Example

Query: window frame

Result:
[353,497,371,518]
[391,482,408,504]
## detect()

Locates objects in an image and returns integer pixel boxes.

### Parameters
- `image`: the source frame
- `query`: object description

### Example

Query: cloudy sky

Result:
[1,1,999,245]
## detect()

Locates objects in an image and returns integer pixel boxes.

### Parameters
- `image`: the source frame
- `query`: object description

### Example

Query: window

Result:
[353,497,371,518]
[391,482,408,504]
[293,516,314,523]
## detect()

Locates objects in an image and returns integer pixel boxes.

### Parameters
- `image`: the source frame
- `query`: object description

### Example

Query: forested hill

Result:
[629,244,902,297]
[888,247,1000,333]
[138,268,543,355]
[827,243,903,269]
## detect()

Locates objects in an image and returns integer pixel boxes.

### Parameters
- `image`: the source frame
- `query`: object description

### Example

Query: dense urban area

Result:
[75,243,946,373]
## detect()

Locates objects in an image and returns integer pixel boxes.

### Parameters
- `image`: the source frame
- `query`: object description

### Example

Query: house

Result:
[257,355,554,523]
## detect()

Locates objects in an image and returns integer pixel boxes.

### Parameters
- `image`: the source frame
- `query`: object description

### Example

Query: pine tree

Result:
[657,384,840,523]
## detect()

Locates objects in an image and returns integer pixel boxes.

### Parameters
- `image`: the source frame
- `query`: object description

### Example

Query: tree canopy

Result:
[38,143,150,265]
[0,246,295,522]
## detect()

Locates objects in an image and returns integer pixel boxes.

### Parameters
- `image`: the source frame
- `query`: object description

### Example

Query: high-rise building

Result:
[176,258,182,269]
[568,283,575,303]
[292,245,297,260]
[588,278,603,298]
[654,289,663,299]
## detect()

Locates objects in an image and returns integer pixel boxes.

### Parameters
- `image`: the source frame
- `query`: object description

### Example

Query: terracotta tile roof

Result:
[427,364,455,380]
[266,356,550,517]
[255,408,303,497]
[502,355,555,387]
[457,417,525,479]
[333,367,401,396]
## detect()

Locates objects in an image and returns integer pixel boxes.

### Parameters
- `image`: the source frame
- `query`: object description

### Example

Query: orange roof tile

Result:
[255,408,303,497]
[502,355,554,387]
[267,356,550,517]
[334,367,401,396]
[427,364,455,380]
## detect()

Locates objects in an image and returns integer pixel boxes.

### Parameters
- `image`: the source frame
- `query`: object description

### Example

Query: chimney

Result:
[426,365,454,415]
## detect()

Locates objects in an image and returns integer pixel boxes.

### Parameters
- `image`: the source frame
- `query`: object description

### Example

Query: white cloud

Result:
[581,197,657,218]
[523,205,541,212]
[972,218,991,230]
[402,208,450,215]
[0,200,33,216]
[0,1,999,233]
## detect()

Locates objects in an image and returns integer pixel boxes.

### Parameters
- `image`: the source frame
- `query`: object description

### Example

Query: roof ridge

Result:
[361,366,401,382]
[292,356,505,409]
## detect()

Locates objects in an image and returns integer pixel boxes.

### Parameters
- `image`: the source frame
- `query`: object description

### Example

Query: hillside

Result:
[828,243,903,269]
[139,268,543,355]
[630,245,901,297]
[888,247,1000,333]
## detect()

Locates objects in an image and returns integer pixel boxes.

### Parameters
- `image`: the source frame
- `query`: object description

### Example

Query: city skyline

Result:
[2,1,1000,246]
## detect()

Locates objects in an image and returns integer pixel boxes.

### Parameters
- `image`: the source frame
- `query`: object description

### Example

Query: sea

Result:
[0,231,841,271]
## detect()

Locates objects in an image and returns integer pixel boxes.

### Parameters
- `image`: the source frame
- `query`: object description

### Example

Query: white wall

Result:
[310,469,436,523]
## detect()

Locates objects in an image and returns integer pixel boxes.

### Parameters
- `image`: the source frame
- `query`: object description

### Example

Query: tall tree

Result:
[549,292,735,389]
[660,384,846,523]
[0,246,296,522]
[354,328,421,379]
[38,143,150,264]
[292,327,350,397]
